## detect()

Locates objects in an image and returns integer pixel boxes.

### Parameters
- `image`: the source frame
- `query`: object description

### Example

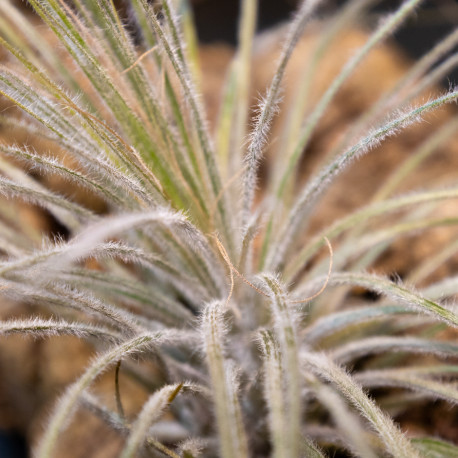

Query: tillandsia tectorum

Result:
[0,0,458,457]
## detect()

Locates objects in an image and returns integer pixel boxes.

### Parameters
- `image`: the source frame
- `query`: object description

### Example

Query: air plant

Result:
[0,0,457,457]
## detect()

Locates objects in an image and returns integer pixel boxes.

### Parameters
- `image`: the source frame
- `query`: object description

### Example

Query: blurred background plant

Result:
[0,0,457,457]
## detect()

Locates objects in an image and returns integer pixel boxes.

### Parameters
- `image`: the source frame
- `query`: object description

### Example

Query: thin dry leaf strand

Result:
[214,235,332,304]
[213,234,269,298]
[121,45,159,74]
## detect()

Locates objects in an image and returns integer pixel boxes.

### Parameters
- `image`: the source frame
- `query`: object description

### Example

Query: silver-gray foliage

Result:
[0,0,457,456]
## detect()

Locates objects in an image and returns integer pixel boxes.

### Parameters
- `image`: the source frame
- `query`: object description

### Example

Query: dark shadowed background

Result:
[191,0,458,85]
